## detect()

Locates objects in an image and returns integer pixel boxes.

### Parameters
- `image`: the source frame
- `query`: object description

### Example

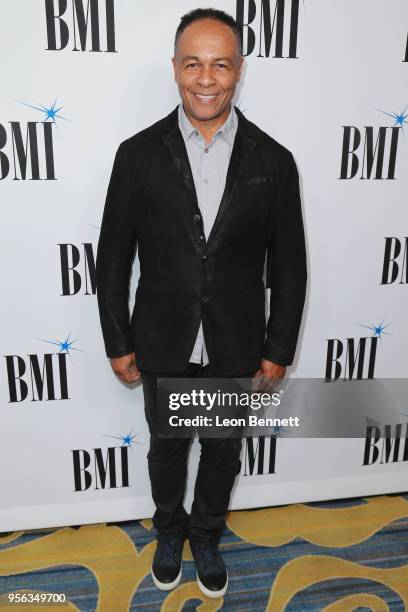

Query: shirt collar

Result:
[178,103,237,147]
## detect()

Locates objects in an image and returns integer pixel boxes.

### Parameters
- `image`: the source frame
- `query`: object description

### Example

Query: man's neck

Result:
[183,104,232,146]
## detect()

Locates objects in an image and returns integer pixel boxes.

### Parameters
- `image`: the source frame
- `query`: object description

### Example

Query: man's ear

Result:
[171,56,178,82]
[237,56,244,82]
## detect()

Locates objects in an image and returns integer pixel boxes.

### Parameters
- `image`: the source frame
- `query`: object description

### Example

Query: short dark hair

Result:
[174,8,242,55]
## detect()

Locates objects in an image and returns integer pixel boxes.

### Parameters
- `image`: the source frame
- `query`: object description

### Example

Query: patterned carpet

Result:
[1,493,408,611]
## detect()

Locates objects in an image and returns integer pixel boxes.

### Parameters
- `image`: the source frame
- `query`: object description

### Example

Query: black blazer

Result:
[96,105,307,376]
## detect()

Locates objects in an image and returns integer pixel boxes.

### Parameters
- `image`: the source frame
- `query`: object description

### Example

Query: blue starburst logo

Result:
[271,424,282,436]
[18,97,69,126]
[36,332,82,357]
[103,427,142,448]
[356,319,392,341]
[378,105,408,130]
[270,422,290,438]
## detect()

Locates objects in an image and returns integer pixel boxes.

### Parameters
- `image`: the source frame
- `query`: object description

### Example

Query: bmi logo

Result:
[242,435,277,475]
[325,320,391,381]
[0,98,67,181]
[59,240,97,296]
[339,105,407,180]
[71,428,142,491]
[4,333,81,402]
[236,0,301,58]
[363,423,408,465]
[381,237,407,285]
[45,0,116,52]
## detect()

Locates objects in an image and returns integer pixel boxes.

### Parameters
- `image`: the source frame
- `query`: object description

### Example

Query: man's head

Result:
[172,8,244,124]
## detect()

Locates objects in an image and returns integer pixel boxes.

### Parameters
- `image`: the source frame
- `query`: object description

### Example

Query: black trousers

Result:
[141,361,256,545]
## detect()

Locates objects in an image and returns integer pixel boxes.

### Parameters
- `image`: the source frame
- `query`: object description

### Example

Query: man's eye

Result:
[186,63,198,68]
[216,64,227,69]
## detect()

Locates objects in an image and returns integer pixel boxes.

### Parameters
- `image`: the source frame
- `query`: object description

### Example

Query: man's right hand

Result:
[110,352,141,384]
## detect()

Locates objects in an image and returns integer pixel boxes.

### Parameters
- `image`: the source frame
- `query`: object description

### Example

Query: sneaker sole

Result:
[196,572,228,598]
[151,566,182,591]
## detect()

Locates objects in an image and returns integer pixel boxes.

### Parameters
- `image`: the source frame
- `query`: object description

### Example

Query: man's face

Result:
[172,18,243,123]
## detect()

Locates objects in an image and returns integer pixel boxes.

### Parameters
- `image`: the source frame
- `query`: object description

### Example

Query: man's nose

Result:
[196,66,216,87]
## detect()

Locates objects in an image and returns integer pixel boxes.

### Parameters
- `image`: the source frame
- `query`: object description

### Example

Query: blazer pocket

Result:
[245,176,275,185]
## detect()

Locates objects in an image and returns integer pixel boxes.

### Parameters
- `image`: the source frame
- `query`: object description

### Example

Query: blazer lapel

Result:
[207,108,256,246]
[161,108,200,213]
[161,105,257,247]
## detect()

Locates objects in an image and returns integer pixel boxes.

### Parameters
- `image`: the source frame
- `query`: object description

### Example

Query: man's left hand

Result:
[253,358,286,391]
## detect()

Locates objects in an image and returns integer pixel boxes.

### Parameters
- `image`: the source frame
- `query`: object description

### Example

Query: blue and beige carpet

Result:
[1,493,408,610]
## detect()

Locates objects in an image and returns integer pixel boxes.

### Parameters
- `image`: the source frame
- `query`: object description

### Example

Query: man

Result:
[96,8,306,599]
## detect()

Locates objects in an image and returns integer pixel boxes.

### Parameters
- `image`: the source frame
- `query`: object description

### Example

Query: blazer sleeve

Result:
[263,152,307,366]
[96,142,138,359]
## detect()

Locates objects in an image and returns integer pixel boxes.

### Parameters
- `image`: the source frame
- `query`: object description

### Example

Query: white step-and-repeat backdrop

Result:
[1,1,407,532]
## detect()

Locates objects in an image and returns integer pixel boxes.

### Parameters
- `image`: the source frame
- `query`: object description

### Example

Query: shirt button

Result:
[204,147,209,153]
[194,130,199,136]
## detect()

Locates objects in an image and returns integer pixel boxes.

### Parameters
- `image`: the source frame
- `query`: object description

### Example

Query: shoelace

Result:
[194,545,224,572]
[157,537,181,564]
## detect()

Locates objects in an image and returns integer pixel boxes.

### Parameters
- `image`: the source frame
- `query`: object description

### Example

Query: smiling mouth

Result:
[194,93,219,101]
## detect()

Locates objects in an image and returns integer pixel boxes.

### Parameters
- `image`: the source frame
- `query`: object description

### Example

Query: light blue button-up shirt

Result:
[178,102,238,365]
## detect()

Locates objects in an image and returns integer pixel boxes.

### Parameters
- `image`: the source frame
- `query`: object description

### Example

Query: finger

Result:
[252,373,262,391]
[126,370,141,382]
[254,375,266,392]
[259,375,277,393]
[252,370,263,390]
[116,372,128,383]
[115,369,137,384]
[124,375,139,384]
[265,377,279,393]
[128,365,141,381]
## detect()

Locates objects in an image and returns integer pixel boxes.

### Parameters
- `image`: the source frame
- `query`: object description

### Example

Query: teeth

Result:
[196,94,217,99]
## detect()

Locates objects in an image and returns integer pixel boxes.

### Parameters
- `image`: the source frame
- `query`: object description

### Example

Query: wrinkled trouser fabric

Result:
[141,362,255,545]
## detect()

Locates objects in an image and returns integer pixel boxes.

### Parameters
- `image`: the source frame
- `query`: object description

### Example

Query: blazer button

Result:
[202,255,208,261]
[194,214,201,222]
[201,295,209,303]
